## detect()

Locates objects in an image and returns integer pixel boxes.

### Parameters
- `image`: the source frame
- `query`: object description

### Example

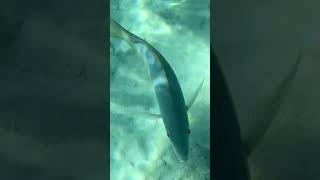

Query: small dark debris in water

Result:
[199,19,206,29]
[110,42,116,53]
[120,148,126,159]
[111,66,119,80]
[161,157,168,166]
[76,65,86,79]
[162,158,167,166]
[130,161,135,167]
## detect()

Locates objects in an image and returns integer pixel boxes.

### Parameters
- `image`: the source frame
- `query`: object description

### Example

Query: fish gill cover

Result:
[110,0,210,179]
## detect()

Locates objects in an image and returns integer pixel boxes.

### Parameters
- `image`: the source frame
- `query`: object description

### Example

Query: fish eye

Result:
[167,132,170,138]
[188,129,190,134]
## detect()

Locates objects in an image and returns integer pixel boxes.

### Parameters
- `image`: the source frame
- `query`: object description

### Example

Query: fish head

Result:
[167,125,190,162]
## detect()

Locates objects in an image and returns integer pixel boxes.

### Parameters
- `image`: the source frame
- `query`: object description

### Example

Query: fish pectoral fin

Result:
[186,78,205,111]
[146,112,162,120]
[137,111,162,120]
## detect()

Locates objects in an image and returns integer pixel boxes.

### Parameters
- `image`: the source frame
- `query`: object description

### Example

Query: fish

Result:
[212,46,301,180]
[110,18,204,162]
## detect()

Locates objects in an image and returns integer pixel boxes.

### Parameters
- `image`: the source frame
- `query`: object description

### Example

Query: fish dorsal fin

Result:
[186,79,205,111]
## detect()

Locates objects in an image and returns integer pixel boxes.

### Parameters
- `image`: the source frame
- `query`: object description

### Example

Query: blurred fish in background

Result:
[213,0,320,179]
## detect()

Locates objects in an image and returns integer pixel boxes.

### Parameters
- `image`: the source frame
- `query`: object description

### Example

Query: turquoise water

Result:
[110,0,210,179]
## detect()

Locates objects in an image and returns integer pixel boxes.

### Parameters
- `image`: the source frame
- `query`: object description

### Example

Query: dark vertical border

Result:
[210,1,213,179]
[211,49,250,180]
[105,0,111,180]
[211,0,250,179]
[0,0,110,179]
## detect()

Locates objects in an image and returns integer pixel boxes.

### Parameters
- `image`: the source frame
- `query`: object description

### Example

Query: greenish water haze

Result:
[0,0,108,179]
[110,0,210,179]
